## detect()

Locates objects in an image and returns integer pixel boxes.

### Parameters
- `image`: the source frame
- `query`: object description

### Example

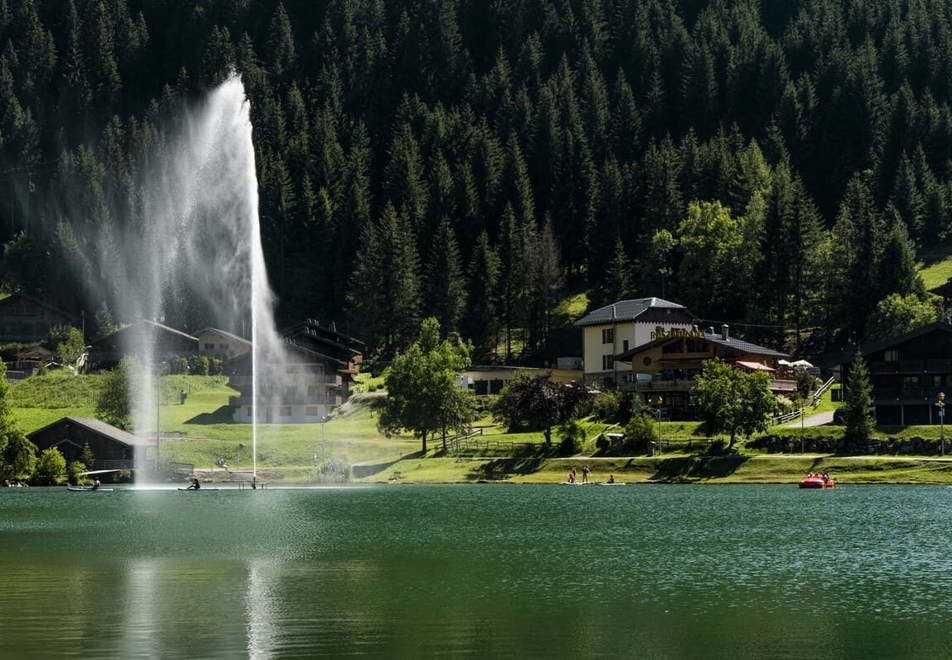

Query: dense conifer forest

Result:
[0,0,950,359]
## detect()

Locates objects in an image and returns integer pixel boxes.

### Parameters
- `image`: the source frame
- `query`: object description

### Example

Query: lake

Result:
[1,484,951,658]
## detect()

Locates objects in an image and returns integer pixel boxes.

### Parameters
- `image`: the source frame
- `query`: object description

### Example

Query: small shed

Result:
[27,417,155,469]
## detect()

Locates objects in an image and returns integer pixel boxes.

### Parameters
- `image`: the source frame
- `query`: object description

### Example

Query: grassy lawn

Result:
[917,246,952,289]
[11,371,952,484]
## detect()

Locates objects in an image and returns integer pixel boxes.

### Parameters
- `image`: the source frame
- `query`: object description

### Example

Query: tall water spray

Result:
[69,75,284,481]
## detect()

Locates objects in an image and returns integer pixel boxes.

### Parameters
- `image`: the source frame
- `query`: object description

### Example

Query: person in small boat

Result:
[186,478,201,490]
[91,479,101,490]
[607,474,615,484]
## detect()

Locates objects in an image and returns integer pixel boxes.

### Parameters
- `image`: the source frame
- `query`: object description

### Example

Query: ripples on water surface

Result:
[2,485,952,658]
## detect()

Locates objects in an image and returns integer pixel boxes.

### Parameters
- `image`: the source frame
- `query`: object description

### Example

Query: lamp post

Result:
[321,415,328,464]
[652,396,664,455]
[937,392,946,457]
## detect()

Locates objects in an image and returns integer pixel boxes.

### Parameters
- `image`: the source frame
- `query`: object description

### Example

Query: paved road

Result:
[784,410,835,428]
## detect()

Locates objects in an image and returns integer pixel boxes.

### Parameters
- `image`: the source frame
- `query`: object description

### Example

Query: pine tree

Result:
[496,204,527,362]
[600,237,633,304]
[425,218,466,335]
[525,217,563,353]
[843,351,875,446]
[461,231,500,361]
[267,2,297,77]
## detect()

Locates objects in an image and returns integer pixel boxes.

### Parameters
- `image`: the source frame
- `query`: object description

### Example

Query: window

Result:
[245,406,252,416]
[306,406,320,417]
[602,328,614,344]
[279,406,292,417]
[623,340,629,352]
[602,354,614,370]
[307,384,321,397]
[204,343,215,350]
[885,350,899,362]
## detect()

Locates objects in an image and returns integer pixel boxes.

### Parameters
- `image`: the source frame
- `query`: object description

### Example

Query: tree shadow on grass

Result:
[185,406,235,424]
[468,457,545,481]
[650,455,751,482]
[352,450,426,478]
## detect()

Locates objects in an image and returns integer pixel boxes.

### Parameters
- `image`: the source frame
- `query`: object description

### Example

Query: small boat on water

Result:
[67,486,114,492]
[177,488,220,491]
[798,475,836,489]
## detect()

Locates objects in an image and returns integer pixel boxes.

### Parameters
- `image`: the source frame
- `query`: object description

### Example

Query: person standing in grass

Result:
[582,466,590,483]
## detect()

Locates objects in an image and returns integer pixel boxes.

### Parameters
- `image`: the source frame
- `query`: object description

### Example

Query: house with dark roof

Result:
[195,327,251,359]
[224,319,365,423]
[27,416,155,470]
[0,293,78,343]
[614,324,794,420]
[88,319,199,369]
[574,297,696,388]
[841,322,952,425]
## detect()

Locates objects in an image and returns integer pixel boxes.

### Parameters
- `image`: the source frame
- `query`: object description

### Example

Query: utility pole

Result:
[937,392,946,457]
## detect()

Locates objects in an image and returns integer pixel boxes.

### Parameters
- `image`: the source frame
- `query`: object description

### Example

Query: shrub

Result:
[67,461,88,486]
[317,458,351,483]
[557,419,587,456]
[592,391,628,423]
[167,355,189,374]
[625,414,658,454]
[187,355,210,375]
[208,357,223,375]
[81,442,94,469]
[35,447,66,485]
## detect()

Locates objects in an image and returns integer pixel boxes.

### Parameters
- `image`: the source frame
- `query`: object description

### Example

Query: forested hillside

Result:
[0,0,949,358]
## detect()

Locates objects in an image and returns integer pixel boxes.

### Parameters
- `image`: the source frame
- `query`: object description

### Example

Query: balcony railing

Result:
[618,374,797,393]
[869,359,952,374]
[873,386,949,402]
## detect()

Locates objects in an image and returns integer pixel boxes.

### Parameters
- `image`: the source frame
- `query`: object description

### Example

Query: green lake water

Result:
[2,484,952,658]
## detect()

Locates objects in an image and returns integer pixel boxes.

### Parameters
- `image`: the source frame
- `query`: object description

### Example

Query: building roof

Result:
[27,416,156,448]
[195,327,251,346]
[0,293,78,322]
[854,322,952,359]
[929,277,952,298]
[90,319,198,346]
[574,297,690,327]
[615,332,789,361]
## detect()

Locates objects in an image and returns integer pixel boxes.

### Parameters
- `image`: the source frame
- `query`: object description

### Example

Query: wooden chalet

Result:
[225,319,365,423]
[27,416,155,470]
[615,324,795,420]
[842,322,952,426]
[88,320,199,369]
[0,293,78,343]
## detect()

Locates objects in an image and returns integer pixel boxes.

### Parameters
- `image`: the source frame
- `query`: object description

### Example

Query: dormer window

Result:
[885,350,898,362]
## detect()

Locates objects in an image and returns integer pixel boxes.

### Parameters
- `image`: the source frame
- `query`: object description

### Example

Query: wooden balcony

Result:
[868,359,952,374]
[618,375,797,393]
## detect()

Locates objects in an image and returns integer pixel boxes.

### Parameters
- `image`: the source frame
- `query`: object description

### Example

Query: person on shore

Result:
[566,470,575,483]
[571,466,577,483]
[607,474,615,484]
[582,466,590,483]
[186,478,201,490]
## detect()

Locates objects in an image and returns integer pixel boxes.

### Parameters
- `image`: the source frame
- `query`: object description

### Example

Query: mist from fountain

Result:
[67,74,283,483]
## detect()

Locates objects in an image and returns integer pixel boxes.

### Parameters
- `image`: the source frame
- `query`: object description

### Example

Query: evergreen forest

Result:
[1,0,951,360]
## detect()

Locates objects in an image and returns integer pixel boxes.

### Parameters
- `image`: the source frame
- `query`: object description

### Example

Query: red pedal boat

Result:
[799,475,836,489]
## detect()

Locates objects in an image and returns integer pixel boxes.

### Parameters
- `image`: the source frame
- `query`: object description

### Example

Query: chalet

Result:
[27,416,155,470]
[574,297,696,388]
[195,327,251,359]
[225,319,364,423]
[88,320,199,369]
[842,322,952,426]
[0,293,78,343]
[615,324,794,420]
